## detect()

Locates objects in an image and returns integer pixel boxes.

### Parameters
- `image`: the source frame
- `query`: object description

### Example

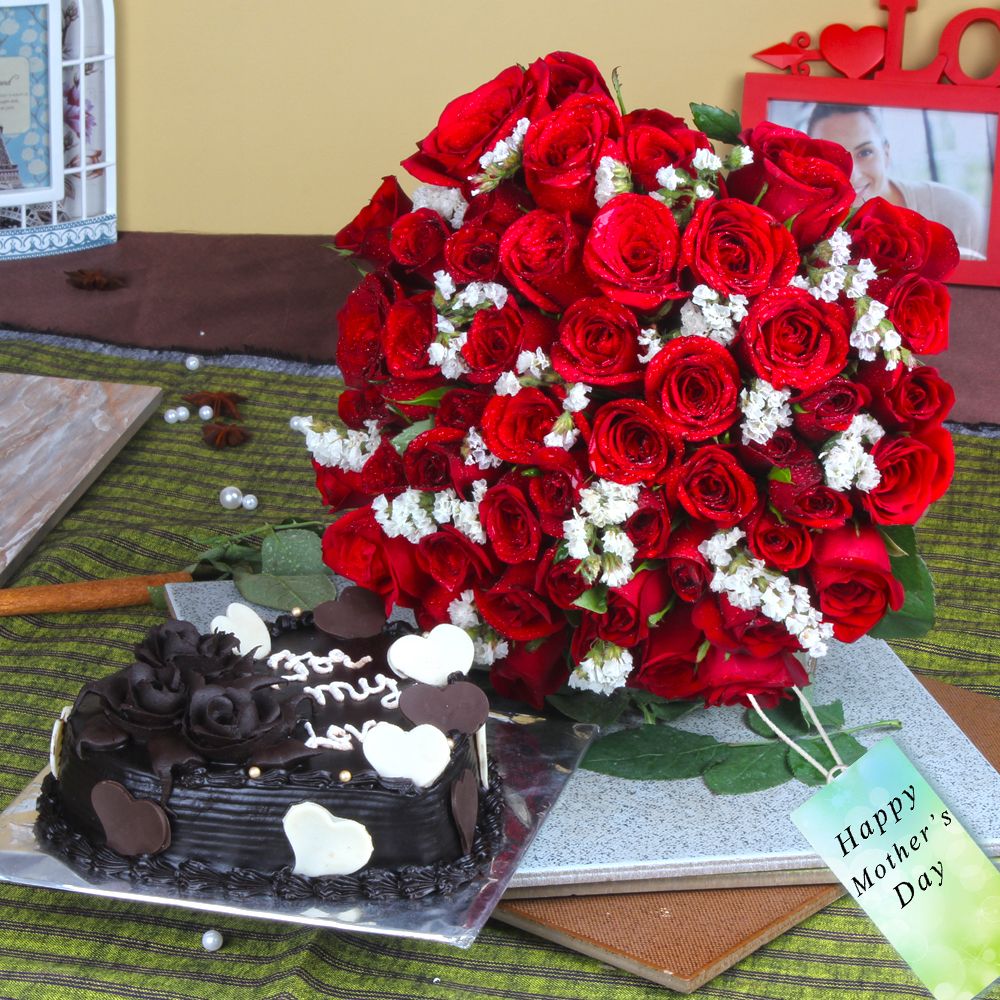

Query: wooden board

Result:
[0,373,161,584]
[493,678,1000,992]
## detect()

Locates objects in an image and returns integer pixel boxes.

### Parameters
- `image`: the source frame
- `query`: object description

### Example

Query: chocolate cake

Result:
[36,593,502,901]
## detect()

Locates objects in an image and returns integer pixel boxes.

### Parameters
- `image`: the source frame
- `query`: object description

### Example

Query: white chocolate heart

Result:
[386,624,474,687]
[282,801,374,877]
[49,705,72,779]
[210,603,271,660]
[362,721,451,789]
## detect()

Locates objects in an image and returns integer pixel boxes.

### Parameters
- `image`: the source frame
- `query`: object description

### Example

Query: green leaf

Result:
[689,103,742,145]
[573,585,608,615]
[633,559,665,574]
[787,733,866,787]
[746,698,844,739]
[147,585,168,612]
[703,742,792,794]
[261,529,326,576]
[628,692,699,724]
[767,466,793,484]
[869,531,936,640]
[547,688,630,726]
[583,725,728,780]
[386,386,451,408]
[233,569,337,611]
[878,523,914,559]
[389,418,434,454]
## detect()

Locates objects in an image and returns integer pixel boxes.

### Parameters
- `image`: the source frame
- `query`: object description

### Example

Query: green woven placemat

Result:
[0,333,996,1000]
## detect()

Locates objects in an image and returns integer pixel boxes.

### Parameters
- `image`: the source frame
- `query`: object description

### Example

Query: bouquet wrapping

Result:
[302,52,957,712]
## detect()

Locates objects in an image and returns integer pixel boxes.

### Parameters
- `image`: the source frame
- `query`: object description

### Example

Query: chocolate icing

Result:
[38,610,503,898]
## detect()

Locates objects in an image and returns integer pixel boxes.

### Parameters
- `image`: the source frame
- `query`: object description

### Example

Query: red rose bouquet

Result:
[304,53,956,713]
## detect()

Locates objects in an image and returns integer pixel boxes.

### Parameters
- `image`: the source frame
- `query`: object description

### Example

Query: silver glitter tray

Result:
[0,714,594,948]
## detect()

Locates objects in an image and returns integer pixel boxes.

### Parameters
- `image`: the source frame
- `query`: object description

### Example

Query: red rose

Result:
[793,378,871,443]
[536,546,588,609]
[475,564,565,642]
[622,108,711,192]
[388,208,450,278]
[543,51,612,107]
[726,122,854,246]
[681,198,798,297]
[490,629,569,709]
[380,376,441,424]
[444,223,500,283]
[416,526,497,600]
[499,209,595,312]
[884,275,951,355]
[769,462,852,529]
[693,594,799,660]
[551,295,644,386]
[338,386,394,431]
[741,287,850,391]
[624,489,672,559]
[480,480,542,564]
[313,461,366,512]
[383,294,439,382]
[336,271,399,387]
[588,399,679,484]
[481,387,561,464]
[583,193,684,310]
[462,182,530,235]
[696,646,808,709]
[436,388,490,431]
[676,446,758,527]
[528,447,585,536]
[665,521,715,602]
[322,509,394,610]
[745,506,813,572]
[809,524,904,643]
[462,298,555,385]
[599,568,673,647]
[737,428,814,473]
[644,336,741,441]
[861,427,953,525]
[333,176,412,266]
[402,426,467,492]
[873,365,954,432]
[359,439,407,498]
[523,93,622,218]
[848,197,959,282]
[628,603,704,699]
[402,61,549,187]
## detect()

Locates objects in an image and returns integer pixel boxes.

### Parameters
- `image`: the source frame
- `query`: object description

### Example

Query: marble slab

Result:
[0,373,162,585]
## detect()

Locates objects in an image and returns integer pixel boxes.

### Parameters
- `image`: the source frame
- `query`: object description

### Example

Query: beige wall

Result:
[116,0,999,234]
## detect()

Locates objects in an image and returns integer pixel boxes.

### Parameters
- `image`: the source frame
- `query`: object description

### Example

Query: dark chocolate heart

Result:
[313,587,387,640]
[450,768,479,855]
[90,780,171,857]
[399,681,489,735]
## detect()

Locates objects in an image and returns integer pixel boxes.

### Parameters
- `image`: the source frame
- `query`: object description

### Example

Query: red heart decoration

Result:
[820,24,886,79]
[91,780,172,857]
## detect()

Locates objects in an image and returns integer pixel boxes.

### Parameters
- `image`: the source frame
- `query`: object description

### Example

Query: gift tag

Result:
[792,737,1000,1000]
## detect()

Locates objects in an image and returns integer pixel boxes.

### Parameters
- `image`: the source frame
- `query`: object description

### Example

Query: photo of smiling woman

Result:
[768,99,996,261]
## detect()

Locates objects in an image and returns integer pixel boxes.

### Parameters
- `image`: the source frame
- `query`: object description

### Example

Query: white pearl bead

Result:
[219,486,243,510]
[184,355,202,371]
[163,408,179,424]
[241,494,258,512]
[289,415,306,432]
[198,405,214,421]
[175,406,190,422]
[201,929,223,952]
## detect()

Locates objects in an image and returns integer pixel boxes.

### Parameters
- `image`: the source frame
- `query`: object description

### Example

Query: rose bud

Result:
[769,461,852,530]
[475,563,565,642]
[665,520,716,602]
[624,488,672,560]
[536,546,588,610]
[543,51,613,106]
[335,271,400,387]
[793,378,872,443]
[627,603,705,700]
[383,293,440,382]
[332,175,412,267]
[692,593,800,659]
[490,629,570,710]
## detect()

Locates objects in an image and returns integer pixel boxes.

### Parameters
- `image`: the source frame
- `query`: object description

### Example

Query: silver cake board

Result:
[165,583,1000,896]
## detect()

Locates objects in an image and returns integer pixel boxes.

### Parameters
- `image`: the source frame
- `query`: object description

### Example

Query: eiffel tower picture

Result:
[0,127,23,190]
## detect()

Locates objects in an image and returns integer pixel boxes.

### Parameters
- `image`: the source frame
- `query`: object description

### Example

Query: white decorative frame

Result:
[0,0,114,259]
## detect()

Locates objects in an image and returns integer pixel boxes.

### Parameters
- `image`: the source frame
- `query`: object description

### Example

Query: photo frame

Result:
[0,0,63,207]
[743,73,1000,288]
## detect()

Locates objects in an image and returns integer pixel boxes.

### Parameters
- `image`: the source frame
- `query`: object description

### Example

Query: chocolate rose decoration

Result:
[182,676,294,763]
[74,660,189,740]
[134,619,254,684]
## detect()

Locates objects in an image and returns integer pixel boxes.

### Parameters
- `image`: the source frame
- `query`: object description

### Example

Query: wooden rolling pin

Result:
[0,571,193,616]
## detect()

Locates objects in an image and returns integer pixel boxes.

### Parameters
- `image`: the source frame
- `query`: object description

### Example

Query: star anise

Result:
[202,423,251,449]
[65,268,127,291]
[183,391,247,420]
